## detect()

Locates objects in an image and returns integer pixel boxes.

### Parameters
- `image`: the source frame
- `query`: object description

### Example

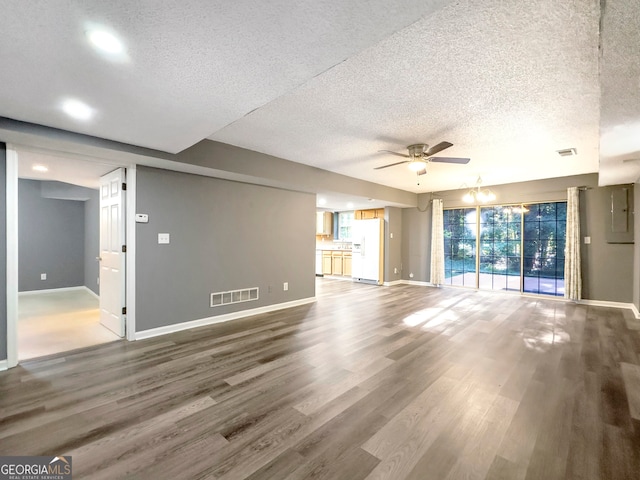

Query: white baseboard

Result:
[135,296,317,341]
[396,279,436,287]
[382,280,404,287]
[0,359,8,372]
[390,283,639,317]
[19,285,89,296]
[578,299,637,311]
[84,287,100,299]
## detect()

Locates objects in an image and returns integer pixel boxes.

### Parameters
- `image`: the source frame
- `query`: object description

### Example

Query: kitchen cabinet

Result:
[319,250,352,276]
[322,251,333,275]
[332,251,343,275]
[354,208,384,220]
[316,212,333,236]
[343,252,352,276]
[315,250,323,276]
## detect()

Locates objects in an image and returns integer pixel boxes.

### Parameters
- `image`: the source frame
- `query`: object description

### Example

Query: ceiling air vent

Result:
[556,148,577,157]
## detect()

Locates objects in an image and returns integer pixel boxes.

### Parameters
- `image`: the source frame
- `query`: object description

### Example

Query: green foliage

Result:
[443,203,566,287]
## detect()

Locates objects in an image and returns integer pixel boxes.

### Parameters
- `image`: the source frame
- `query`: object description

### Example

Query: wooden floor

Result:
[1,279,639,479]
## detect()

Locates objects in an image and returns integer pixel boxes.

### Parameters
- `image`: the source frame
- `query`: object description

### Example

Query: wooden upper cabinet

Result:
[316,212,333,236]
[354,208,385,220]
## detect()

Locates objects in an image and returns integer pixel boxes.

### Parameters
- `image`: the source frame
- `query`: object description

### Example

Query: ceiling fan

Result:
[375,142,470,176]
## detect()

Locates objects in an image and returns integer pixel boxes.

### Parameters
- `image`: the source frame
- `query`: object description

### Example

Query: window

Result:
[479,206,521,292]
[444,208,477,287]
[523,202,566,296]
[443,202,566,296]
[337,211,354,241]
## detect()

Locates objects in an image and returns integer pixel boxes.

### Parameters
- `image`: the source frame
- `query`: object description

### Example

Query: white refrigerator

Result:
[351,218,383,284]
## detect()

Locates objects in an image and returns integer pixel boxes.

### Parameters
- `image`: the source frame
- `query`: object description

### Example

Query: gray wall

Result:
[19,179,85,291]
[0,143,7,361]
[84,189,100,295]
[384,207,403,283]
[135,166,316,332]
[580,185,634,303]
[401,204,431,282]
[402,173,634,303]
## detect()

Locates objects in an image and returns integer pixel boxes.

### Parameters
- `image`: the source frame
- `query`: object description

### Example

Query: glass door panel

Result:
[522,203,565,296]
[444,208,477,287]
[478,206,522,292]
[443,202,565,295]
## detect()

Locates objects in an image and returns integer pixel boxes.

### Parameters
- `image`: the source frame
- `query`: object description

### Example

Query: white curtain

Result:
[430,199,445,286]
[564,187,581,300]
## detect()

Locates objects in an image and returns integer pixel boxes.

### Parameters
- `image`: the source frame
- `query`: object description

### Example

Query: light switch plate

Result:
[158,233,170,244]
[584,236,591,244]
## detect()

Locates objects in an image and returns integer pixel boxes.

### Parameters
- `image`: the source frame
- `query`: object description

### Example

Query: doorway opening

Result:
[14,147,126,360]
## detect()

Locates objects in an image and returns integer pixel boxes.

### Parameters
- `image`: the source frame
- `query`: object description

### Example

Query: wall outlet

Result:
[283,282,289,291]
[158,233,170,244]
[40,273,47,280]
[409,273,414,278]
[584,236,591,244]
[97,277,100,285]
[394,267,398,274]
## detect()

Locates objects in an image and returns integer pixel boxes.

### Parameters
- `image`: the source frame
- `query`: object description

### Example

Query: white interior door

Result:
[99,168,126,337]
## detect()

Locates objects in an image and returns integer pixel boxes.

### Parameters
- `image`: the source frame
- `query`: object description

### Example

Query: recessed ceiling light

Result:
[32,165,48,172]
[62,99,94,121]
[87,29,124,54]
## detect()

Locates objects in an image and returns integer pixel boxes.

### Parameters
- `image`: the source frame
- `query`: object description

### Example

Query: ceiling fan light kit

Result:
[375,141,470,176]
[408,160,427,171]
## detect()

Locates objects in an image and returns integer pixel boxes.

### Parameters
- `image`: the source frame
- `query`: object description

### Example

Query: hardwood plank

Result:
[620,362,640,423]
[1,278,639,479]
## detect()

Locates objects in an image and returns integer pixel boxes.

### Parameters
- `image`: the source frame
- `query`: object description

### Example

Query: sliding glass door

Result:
[479,206,522,292]
[443,202,566,296]
[523,202,566,296]
[443,208,476,287]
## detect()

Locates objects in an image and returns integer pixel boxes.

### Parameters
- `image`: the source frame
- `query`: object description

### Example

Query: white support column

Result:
[6,145,19,367]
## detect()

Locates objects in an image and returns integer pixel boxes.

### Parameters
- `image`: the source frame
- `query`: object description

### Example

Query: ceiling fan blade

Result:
[425,141,453,156]
[378,150,410,158]
[417,169,427,176]
[374,160,410,170]
[429,157,470,164]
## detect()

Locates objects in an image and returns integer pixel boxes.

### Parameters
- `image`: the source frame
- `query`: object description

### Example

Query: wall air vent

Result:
[210,287,259,307]
[556,148,577,157]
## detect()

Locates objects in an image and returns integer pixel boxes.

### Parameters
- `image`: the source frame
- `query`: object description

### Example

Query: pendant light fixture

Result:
[462,177,496,204]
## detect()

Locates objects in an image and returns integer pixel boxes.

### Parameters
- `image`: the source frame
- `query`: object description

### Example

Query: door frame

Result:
[4,144,137,368]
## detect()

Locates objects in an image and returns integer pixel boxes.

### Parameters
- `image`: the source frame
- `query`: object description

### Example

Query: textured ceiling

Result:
[211,0,602,193]
[599,0,640,185]
[0,0,448,153]
[1,0,639,200]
